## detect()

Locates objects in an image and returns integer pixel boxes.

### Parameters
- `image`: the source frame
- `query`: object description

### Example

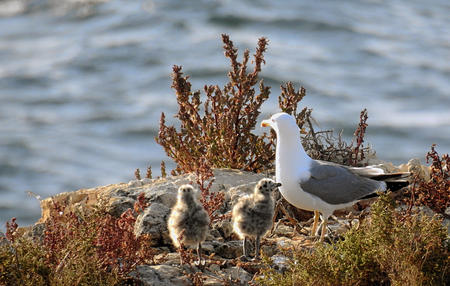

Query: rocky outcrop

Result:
[31,161,443,285]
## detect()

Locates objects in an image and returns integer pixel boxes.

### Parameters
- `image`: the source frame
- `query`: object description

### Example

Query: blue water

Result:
[1,0,449,229]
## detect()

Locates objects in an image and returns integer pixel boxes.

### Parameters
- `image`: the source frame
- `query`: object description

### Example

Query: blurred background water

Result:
[0,0,449,229]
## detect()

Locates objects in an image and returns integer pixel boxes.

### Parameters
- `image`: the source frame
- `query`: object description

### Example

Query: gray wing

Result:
[300,160,385,205]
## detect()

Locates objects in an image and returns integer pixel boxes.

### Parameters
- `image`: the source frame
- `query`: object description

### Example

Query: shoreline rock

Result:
[25,160,444,286]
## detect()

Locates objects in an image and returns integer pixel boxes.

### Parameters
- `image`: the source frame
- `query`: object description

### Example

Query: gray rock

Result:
[130,265,189,286]
[222,266,252,285]
[271,254,289,273]
[213,219,234,240]
[134,203,171,246]
[154,252,181,265]
[107,196,135,217]
[128,179,144,188]
[143,182,179,209]
[214,240,244,259]
[28,223,46,242]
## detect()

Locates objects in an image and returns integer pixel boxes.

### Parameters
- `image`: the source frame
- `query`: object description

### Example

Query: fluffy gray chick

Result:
[168,184,210,264]
[232,178,281,260]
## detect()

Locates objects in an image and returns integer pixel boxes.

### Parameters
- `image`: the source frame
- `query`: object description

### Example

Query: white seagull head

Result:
[261,112,299,134]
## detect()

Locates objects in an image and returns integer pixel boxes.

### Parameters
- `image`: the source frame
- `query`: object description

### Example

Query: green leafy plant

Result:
[257,193,449,286]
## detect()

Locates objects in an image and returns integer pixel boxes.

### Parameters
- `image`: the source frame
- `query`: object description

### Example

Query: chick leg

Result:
[254,235,261,260]
[195,242,203,265]
[243,236,249,257]
[239,237,250,261]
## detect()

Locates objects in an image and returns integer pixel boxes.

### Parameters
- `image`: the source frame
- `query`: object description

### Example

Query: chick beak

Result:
[261,119,271,127]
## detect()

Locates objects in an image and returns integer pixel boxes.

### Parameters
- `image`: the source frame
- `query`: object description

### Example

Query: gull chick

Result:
[168,184,210,264]
[261,112,409,241]
[232,178,281,260]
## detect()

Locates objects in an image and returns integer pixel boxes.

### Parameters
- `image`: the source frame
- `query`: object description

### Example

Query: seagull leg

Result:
[319,217,328,242]
[311,210,320,236]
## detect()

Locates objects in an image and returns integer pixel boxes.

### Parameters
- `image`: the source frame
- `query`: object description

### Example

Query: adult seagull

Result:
[261,112,408,241]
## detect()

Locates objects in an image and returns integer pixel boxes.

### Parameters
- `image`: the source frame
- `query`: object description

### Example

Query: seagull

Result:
[168,184,210,264]
[232,178,281,260]
[261,112,408,241]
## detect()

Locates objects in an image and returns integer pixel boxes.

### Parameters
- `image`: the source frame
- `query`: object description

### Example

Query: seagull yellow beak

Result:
[261,119,271,127]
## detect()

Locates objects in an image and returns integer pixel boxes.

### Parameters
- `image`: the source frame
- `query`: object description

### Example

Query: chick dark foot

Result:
[238,255,251,262]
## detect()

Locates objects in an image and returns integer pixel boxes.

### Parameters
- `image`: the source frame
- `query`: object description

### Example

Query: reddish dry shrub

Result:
[349,108,368,166]
[36,193,154,279]
[408,144,449,214]
[156,34,373,225]
[300,107,373,166]
[5,217,18,242]
[194,159,225,224]
[134,168,141,180]
[156,34,274,174]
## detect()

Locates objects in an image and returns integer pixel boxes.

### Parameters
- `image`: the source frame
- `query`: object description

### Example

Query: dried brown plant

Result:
[299,108,373,166]
[193,159,225,224]
[187,271,206,286]
[156,34,273,174]
[134,168,141,180]
[407,144,449,214]
[349,108,368,166]
[1,194,156,284]
[160,161,167,178]
[5,217,18,242]
[146,166,152,179]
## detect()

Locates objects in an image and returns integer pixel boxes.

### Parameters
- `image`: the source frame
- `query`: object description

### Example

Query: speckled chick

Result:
[168,184,210,264]
[232,178,281,260]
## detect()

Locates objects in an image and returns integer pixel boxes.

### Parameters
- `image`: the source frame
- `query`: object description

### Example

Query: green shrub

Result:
[258,193,449,286]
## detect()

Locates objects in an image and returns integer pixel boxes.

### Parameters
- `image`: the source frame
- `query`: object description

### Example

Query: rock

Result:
[38,183,125,223]
[128,179,144,188]
[261,242,278,257]
[26,223,45,242]
[37,169,268,224]
[205,228,223,242]
[134,203,171,246]
[213,219,234,240]
[107,196,135,217]
[406,158,430,181]
[141,182,178,207]
[154,252,180,265]
[214,240,243,259]
[222,266,252,285]
[130,265,188,286]
[272,224,294,237]
[271,254,289,273]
